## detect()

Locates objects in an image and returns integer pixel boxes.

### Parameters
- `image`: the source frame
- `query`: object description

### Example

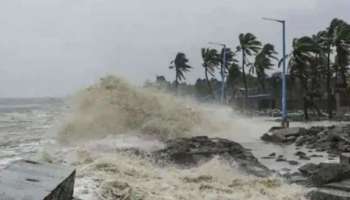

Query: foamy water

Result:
[0,76,344,199]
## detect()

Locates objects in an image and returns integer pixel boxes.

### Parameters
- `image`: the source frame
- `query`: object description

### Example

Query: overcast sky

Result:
[0,0,349,97]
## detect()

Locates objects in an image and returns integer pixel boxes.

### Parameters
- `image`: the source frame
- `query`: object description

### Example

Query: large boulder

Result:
[307,189,350,200]
[261,127,307,143]
[299,163,350,186]
[261,125,350,154]
[153,136,271,177]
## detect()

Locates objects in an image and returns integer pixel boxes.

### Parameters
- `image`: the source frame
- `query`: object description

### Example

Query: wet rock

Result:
[299,155,311,161]
[262,152,277,159]
[276,158,287,162]
[261,156,274,159]
[269,152,276,157]
[299,163,319,176]
[288,160,299,166]
[276,155,287,162]
[268,126,284,132]
[261,127,307,143]
[295,151,306,157]
[310,154,323,158]
[299,163,350,186]
[294,151,311,161]
[295,136,308,146]
[307,188,350,200]
[284,172,308,185]
[263,124,350,155]
[153,136,271,177]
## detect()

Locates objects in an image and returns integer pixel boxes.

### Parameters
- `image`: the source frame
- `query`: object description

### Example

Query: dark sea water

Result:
[0,98,64,168]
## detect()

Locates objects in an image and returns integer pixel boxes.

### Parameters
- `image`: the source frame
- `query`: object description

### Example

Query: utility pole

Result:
[262,17,289,127]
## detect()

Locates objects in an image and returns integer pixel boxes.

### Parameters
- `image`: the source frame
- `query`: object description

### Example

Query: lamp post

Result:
[262,17,289,127]
[209,42,227,103]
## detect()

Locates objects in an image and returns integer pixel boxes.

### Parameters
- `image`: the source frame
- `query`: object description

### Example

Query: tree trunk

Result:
[261,80,266,93]
[242,51,248,102]
[175,68,179,91]
[205,68,215,99]
[302,77,309,120]
[258,73,266,93]
[341,66,348,88]
[326,48,333,119]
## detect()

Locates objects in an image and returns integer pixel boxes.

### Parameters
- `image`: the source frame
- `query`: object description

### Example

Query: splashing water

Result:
[68,149,306,200]
[50,75,309,199]
[58,75,206,142]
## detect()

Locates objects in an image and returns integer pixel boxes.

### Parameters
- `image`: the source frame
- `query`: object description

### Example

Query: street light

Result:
[209,42,227,103]
[262,17,289,128]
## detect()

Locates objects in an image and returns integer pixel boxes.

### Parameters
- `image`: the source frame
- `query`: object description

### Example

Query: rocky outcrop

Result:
[261,127,307,143]
[307,188,350,200]
[261,125,350,154]
[299,163,350,186]
[153,136,271,177]
[300,163,350,200]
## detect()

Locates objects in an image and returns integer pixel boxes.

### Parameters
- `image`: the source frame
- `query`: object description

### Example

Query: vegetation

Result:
[148,18,350,120]
[237,33,262,99]
[253,43,278,92]
[201,48,220,98]
[169,53,192,89]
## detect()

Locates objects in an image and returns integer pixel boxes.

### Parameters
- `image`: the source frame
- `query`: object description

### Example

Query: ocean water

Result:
[0,98,64,168]
[0,76,343,200]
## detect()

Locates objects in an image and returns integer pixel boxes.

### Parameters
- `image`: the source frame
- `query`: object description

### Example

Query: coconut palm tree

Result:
[329,19,350,88]
[288,37,323,90]
[313,30,334,118]
[226,61,241,100]
[201,48,220,98]
[169,52,192,89]
[237,33,262,98]
[288,36,325,119]
[316,18,350,118]
[253,43,278,92]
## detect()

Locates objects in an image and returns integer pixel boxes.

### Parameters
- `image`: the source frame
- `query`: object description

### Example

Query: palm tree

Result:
[237,33,262,98]
[288,36,325,119]
[253,43,278,92]
[227,61,241,99]
[316,18,350,118]
[169,52,192,89]
[314,30,333,118]
[288,37,323,90]
[201,48,220,98]
[328,19,350,88]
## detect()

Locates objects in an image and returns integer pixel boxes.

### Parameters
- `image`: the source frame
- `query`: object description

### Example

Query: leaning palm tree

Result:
[313,30,333,118]
[253,43,278,92]
[288,37,322,91]
[288,37,325,119]
[237,33,262,98]
[317,18,350,118]
[329,19,350,88]
[201,48,220,98]
[169,52,192,89]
